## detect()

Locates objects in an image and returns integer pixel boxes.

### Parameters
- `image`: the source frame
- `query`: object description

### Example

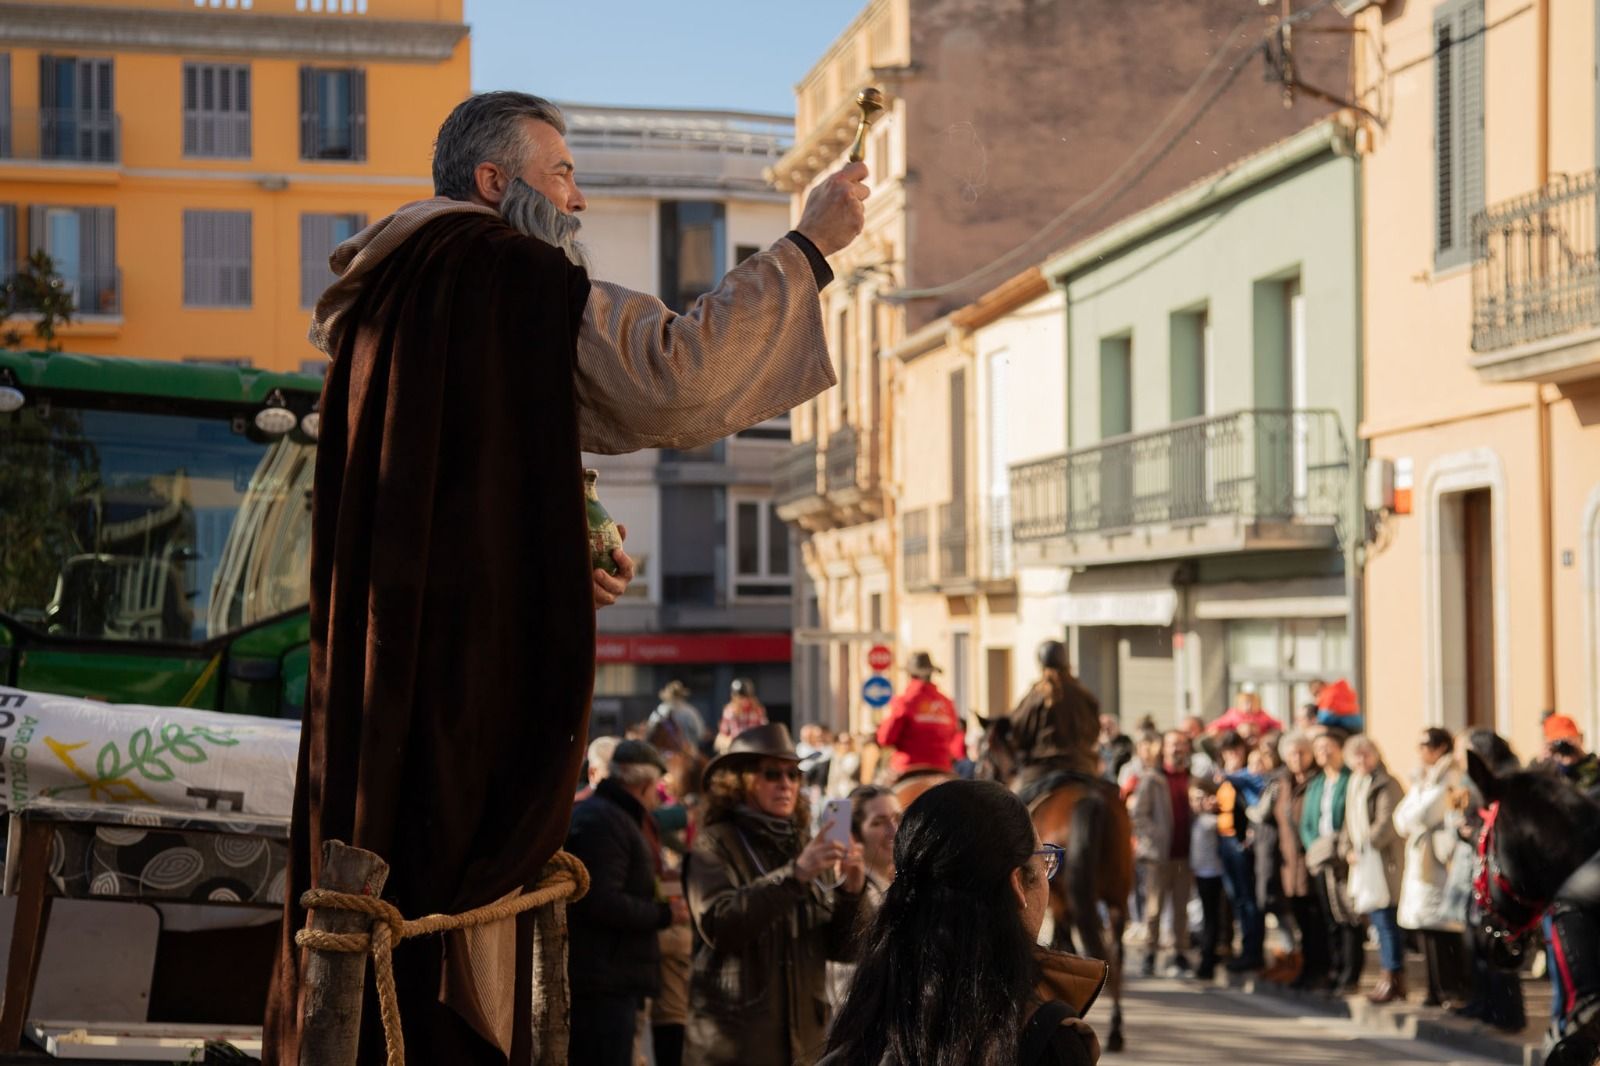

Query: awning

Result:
[1192,577,1347,620]
[1056,563,1180,627]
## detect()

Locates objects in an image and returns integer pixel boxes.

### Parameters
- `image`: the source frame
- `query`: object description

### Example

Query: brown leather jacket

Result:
[1010,675,1101,787]
[1276,771,1314,898]
[685,808,865,1065]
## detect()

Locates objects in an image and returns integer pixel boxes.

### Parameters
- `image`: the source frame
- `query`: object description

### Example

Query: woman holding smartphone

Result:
[685,723,868,1065]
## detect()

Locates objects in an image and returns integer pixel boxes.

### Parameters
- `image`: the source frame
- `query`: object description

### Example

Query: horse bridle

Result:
[1473,801,1551,961]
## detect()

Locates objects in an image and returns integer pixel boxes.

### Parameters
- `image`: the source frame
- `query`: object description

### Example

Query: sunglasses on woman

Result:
[760,767,803,783]
[1034,844,1064,881]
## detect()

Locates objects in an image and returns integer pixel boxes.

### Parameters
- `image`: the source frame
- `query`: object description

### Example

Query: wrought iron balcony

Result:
[826,424,859,492]
[938,500,971,582]
[902,507,932,591]
[1473,170,1600,354]
[0,110,122,165]
[774,440,822,514]
[1008,408,1347,562]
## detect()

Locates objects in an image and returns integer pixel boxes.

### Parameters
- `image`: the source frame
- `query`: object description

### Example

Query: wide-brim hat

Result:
[702,723,800,790]
[907,651,941,679]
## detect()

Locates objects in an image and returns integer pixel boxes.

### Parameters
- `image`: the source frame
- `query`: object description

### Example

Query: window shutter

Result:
[300,213,331,308]
[0,205,16,283]
[236,65,251,158]
[0,54,11,159]
[299,66,318,159]
[950,367,967,501]
[1433,6,1456,262]
[39,55,56,111]
[1455,0,1486,262]
[184,210,205,306]
[84,206,114,312]
[182,64,197,155]
[26,204,44,256]
[350,68,367,161]
[234,211,252,307]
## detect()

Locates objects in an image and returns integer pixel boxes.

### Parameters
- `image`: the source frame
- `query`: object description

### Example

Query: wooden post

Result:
[529,899,571,1066]
[299,840,389,1066]
[0,819,56,1053]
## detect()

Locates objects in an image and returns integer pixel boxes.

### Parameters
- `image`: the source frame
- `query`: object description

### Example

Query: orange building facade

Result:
[0,0,469,370]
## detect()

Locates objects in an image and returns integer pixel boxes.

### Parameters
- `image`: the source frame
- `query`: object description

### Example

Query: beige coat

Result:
[1340,764,1406,910]
[312,197,837,456]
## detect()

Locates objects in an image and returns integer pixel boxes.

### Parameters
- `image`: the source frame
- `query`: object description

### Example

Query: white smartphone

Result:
[819,797,853,848]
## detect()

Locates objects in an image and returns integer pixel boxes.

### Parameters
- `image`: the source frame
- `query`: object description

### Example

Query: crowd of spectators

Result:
[1114,678,1600,1042]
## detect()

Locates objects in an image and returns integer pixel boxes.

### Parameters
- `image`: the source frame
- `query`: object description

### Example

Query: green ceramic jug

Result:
[585,468,623,575]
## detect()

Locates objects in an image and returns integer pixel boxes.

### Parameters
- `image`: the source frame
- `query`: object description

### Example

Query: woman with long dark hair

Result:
[822,779,1103,1066]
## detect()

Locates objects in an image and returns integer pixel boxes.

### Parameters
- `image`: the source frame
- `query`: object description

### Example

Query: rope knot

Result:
[295,850,589,1066]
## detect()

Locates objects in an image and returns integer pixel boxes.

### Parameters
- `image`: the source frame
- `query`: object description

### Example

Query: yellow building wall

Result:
[1,9,469,370]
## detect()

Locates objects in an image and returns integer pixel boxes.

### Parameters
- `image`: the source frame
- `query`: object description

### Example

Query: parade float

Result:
[0,349,322,1059]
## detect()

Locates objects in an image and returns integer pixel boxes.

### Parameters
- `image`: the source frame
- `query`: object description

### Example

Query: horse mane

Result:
[1495,767,1600,902]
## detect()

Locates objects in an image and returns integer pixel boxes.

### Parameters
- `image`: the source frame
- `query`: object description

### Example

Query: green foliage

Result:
[0,405,100,621]
[0,250,77,351]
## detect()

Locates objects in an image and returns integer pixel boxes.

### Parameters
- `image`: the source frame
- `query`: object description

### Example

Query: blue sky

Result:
[464,0,867,115]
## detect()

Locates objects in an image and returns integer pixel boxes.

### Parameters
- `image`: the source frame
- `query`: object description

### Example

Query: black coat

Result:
[566,779,671,999]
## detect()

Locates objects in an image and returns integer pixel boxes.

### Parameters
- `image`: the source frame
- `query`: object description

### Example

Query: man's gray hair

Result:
[433,91,566,202]
[610,760,662,790]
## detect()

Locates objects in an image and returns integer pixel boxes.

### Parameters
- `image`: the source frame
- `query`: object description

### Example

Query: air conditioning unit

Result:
[1365,457,1395,512]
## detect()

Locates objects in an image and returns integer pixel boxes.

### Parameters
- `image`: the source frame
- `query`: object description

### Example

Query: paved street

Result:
[1087,979,1504,1066]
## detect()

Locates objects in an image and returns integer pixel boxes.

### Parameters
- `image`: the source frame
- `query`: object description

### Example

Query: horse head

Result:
[973,714,1017,783]
[1467,749,1600,968]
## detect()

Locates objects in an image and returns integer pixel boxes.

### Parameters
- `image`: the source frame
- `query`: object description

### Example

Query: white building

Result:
[567,104,801,732]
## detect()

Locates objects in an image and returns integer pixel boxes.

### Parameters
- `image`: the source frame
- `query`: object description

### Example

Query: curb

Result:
[1209,968,1542,1066]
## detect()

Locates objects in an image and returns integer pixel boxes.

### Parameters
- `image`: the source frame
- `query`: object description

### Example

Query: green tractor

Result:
[0,349,322,716]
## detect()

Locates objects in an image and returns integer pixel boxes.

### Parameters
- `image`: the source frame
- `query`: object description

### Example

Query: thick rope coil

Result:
[296,850,590,1066]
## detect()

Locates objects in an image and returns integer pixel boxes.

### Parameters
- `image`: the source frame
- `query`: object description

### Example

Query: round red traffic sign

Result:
[867,645,893,673]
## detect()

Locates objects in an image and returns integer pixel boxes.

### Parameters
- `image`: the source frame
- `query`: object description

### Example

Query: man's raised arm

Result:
[575,163,870,455]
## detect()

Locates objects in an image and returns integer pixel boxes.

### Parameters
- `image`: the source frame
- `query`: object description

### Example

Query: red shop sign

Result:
[595,632,792,665]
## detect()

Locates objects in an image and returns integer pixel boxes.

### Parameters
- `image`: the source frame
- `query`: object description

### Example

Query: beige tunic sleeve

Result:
[574,236,836,455]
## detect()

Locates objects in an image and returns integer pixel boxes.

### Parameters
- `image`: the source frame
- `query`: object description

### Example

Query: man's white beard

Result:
[500,177,592,272]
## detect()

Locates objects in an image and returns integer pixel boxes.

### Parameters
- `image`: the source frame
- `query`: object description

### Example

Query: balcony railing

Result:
[902,508,931,591]
[775,440,821,508]
[1009,408,1347,543]
[938,500,971,581]
[0,110,122,164]
[1473,169,1600,352]
[8,266,121,315]
[826,425,859,492]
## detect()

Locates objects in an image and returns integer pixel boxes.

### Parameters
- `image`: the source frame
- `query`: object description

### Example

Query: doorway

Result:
[1440,487,1498,732]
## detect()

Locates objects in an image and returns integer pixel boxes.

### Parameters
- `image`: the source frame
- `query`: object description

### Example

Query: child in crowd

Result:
[1190,786,1225,981]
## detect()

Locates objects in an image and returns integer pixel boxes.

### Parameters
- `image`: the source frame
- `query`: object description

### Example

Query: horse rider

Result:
[714,677,769,754]
[650,679,707,755]
[875,651,965,780]
[1008,640,1107,804]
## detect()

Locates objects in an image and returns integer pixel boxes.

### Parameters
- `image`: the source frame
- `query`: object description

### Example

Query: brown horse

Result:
[977,716,1133,1053]
[889,765,958,809]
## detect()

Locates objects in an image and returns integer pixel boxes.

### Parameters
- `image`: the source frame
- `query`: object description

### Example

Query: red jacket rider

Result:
[876,655,964,776]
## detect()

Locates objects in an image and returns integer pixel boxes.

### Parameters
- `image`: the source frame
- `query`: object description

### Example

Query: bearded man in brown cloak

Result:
[262,91,867,1065]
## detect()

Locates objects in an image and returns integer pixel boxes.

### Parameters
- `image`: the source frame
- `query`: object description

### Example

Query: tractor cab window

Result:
[0,402,314,642]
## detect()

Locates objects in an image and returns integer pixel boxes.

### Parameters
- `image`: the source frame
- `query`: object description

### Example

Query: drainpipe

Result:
[1536,0,1557,714]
